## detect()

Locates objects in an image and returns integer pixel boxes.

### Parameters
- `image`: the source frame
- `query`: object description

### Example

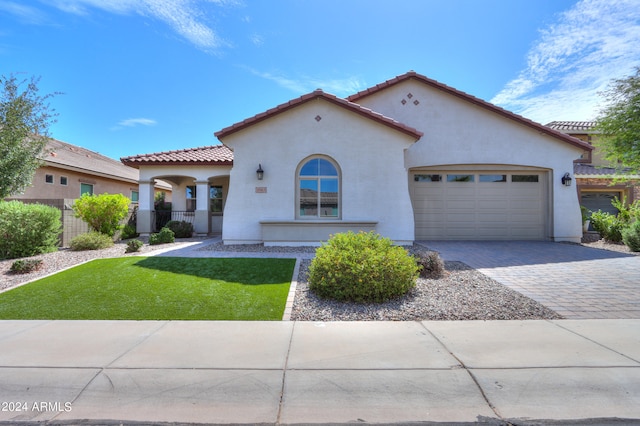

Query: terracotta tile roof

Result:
[546,121,597,133]
[121,144,233,168]
[574,163,638,177]
[348,71,593,152]
[45,138,138,183]
[215,89,423,140]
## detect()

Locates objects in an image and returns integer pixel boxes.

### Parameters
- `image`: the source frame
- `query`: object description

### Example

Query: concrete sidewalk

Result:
[0,320,638,425]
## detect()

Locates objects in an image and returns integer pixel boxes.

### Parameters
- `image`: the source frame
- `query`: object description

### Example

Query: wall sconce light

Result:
[561,172,572,187]
[256,164,264,180]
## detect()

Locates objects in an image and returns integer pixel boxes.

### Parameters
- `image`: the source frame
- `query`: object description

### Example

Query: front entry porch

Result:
[136,173,229,237]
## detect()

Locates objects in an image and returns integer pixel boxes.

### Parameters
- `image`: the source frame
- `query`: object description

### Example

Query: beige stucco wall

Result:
[11,165,139,200]
[221,98,417,244]
[354,80,586,242]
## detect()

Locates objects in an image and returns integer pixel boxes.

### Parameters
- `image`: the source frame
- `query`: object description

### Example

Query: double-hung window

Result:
[298,157,340,219]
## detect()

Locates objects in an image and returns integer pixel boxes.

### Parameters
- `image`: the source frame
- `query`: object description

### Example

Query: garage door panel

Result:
[412,170,546,240]
[446,187,475,197]
[480,187,508,196]
[446,200,476,209]
[510,200,541,211]
[476,213,508,222]
[413,186,443,197]
[477,199,508,209]
[509,188,542,200]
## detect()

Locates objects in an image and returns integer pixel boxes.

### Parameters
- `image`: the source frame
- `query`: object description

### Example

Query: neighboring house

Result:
[9,138,170,202]
[546,121,640,216]
[122,71,592,244]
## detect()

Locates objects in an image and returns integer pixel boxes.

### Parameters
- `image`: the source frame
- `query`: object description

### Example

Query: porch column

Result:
[194,180,210,236]
[137,180,155,236]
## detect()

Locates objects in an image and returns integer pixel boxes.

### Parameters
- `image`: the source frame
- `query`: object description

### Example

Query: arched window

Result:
[297,157,340,219]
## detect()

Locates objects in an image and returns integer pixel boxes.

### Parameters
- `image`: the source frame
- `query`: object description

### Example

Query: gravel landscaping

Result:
[290,258,562,321]
[1,237,635,320]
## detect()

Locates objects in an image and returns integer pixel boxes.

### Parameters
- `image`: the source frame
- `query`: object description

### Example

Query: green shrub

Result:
[73,193,130,237]
[120,224,139,240]
[416,251,445,279]
[622,221,640,252]
[612,196,640,223]
[149,227,175,245]
[590,210,625,243]
[10,259,43,274]
[125,239,144,253]
[0,201,61,260]
[69,231,114,251]
[308,231,419,303]
[165,220,194,238]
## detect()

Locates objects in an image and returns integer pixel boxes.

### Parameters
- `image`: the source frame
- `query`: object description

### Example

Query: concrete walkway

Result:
[0,320,638,425]
[420,241,640,319]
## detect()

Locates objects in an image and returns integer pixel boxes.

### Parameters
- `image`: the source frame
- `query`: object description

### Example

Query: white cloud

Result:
[0,1,49,24]
[491,0,640,124]
[250,33,264,46]
[41,0,232,51]
[119,118,157,127]
[111,117,157,130]
[245,67,366,97]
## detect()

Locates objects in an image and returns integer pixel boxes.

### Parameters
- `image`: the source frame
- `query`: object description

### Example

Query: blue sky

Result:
[1,0,639,160]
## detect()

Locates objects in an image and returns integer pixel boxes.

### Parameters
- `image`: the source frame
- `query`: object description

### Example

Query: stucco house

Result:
[546,121,640,217]
[9,138,171,202]
[122,71,592,244]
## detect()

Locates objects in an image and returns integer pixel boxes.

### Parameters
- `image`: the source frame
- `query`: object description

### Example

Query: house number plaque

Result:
[255,187,267,193]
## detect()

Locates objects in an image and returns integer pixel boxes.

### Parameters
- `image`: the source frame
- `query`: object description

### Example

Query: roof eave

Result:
[43,160,139,184]
[215,90,423,141]
[121,160,233,168]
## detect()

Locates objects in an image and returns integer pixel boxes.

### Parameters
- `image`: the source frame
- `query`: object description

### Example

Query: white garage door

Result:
[411,171,547,240]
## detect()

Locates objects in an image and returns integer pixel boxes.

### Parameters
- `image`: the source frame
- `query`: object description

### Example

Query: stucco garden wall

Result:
[222,99,416,245]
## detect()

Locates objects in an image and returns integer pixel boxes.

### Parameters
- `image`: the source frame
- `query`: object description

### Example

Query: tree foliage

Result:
[0,74,58,198]
[73,193,131,237]
[594,67,640,172]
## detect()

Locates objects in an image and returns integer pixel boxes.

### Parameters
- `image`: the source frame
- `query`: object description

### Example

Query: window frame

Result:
[296,156,341,220]
[186,185,196,212]
[210,185,223,215]
[45,174,54,184]
[80,183,94,196]
[60,176,68,186]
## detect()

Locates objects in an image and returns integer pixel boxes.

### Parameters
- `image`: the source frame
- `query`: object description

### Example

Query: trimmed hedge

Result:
[125,239,144,253]
[149,227,175,245]
[622,221,640,252]
[10,259,43,274]
[416,251,445,279]
[308,231,419,303]
[165,220,194,238]
[0,201,61,260]
[69,231,114,251]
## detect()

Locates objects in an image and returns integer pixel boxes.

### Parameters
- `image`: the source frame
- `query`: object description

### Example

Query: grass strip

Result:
[0,257,295,320]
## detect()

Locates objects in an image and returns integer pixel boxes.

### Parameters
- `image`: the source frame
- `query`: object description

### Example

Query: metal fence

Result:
[152,210,195,232]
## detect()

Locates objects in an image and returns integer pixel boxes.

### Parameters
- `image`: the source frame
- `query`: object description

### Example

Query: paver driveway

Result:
[419,241,640,319]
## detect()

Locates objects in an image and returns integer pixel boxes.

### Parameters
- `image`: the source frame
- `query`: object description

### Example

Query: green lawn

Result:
[0,257,296,320]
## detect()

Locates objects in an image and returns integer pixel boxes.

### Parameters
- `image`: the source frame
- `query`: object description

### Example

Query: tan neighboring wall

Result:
[11,165,139,200]
[577,177,640,204]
